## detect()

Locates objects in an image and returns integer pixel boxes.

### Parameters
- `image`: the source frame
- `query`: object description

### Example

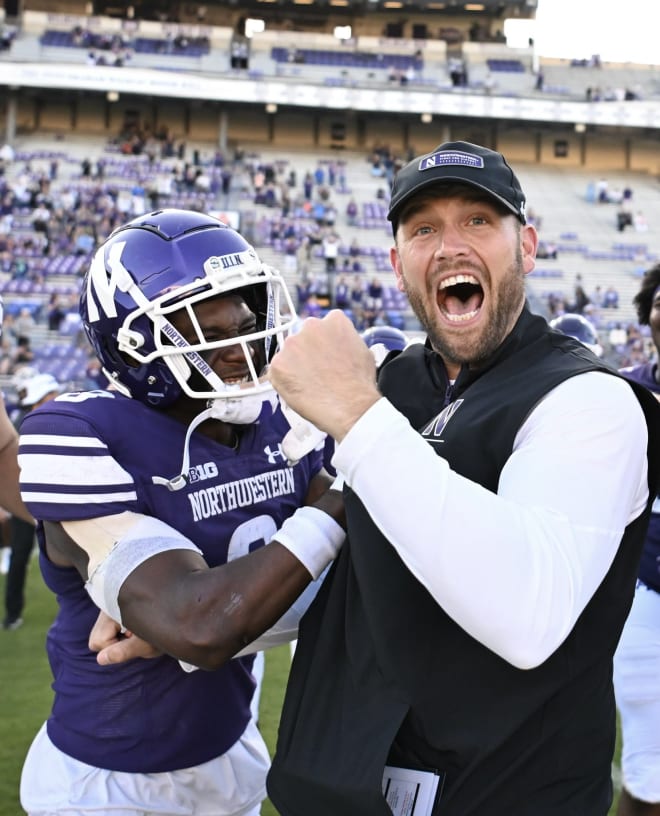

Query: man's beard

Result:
[401,252,526,371]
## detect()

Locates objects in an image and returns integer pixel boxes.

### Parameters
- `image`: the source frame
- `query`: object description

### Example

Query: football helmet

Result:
[17,372,61,407]
[361,325,408,352]
[80,209,297,417]
[361,325,408,366]
[549,313,603,357]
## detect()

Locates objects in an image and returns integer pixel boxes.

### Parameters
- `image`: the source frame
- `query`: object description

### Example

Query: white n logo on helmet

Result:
[86,241,134,323]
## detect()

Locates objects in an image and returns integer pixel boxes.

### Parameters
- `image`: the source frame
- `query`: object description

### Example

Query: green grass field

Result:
[0,556,621,816]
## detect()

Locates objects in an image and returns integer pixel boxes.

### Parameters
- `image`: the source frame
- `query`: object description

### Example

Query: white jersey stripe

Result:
[19,453,135,488]
[21,489,138,504]
[19,433,108,449]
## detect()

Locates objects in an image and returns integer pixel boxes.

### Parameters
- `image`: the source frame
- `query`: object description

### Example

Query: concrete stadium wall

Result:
[630,141,660,176]
[75,96,107,134]
[5,90,660,178]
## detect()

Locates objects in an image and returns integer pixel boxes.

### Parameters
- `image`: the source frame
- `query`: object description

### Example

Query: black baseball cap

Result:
[387,141,527,233]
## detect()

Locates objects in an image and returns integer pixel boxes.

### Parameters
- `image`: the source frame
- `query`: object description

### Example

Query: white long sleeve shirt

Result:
[332,371,649,669]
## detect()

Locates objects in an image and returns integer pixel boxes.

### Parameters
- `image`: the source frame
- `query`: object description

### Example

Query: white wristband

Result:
[272,505,345,579]
[85,516,202,626]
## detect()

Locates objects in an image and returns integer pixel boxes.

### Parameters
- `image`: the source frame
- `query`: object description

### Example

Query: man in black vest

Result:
[267,141,660,816]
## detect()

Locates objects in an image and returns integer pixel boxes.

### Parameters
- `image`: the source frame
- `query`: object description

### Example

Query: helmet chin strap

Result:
[280,402,327,467]
[152,389,279,492]
[151,387,327,491]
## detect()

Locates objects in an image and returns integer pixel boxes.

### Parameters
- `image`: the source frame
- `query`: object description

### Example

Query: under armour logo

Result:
[265,443,286,464]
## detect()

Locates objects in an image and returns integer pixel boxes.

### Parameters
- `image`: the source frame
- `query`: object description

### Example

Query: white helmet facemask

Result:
[142,253,296,491]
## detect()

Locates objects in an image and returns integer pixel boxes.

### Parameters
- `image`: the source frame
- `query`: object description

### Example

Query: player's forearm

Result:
[120,491,346,670]
[119,540,317,670]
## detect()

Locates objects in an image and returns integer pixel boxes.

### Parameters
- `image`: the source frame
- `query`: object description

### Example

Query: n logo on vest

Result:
[421,399,464,442]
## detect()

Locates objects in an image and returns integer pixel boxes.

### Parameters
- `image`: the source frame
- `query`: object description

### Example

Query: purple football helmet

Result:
[549,313,603,357]
[80,209,296,409]
[361,325,408,352]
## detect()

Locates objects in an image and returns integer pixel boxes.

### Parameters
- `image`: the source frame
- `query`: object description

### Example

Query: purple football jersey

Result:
[18,389,322,772]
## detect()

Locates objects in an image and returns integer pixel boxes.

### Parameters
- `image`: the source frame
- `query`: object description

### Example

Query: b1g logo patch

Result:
[188,461,220,482]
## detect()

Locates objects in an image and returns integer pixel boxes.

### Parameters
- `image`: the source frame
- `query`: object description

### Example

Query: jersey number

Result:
[227,514,277,562]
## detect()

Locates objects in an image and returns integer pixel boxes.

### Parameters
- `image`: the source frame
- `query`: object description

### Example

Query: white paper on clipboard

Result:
[382,765,441,816]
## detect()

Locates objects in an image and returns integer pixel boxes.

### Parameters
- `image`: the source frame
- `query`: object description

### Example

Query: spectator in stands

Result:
[73,227,95,256]
[603,286,620,309]
[634,211,649,233]
[83,356,105,391]
[346,198,359,227]
[350,275,366,328]
[0,144,14,163]
[322,232,340,274]
[596,177,609,203]
[4,336,35,376]
[31,202,51,240]
[571,284,590,315]
[323,204,337,228]
[14,308,36,345]
[312,200,326,226]
[362,277,385,329]
[296,277,311,312]
[365,276,384,312]
[617,206,633,232]
[333,275,350,311]
[12,334,34,371]
[46,294,66,332]
[536,240,557,259]
[283,236,298,275]
[303,172,314,200]
[348,237,361,259]
[546,292,564,319]
[301,292,323,319]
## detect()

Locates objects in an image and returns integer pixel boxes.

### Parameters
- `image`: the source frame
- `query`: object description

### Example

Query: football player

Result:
[614,263,660,816]
[17,209,344,816]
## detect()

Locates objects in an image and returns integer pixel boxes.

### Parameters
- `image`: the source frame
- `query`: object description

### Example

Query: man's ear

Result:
[521,224,539,277]
[390,245,406,292]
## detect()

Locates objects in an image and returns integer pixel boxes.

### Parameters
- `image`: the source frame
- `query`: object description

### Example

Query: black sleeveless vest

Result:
[268,308,660,816]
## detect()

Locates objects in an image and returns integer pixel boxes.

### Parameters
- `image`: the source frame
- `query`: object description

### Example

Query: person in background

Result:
[0,296,34,528]
[333,274,350,311]
[17,210,344,816]
[614,262,660,816]
[2,371,59,630]
[265,141,660,816]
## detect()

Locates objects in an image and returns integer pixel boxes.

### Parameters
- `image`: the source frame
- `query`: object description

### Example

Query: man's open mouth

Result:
[438,274,484,322]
